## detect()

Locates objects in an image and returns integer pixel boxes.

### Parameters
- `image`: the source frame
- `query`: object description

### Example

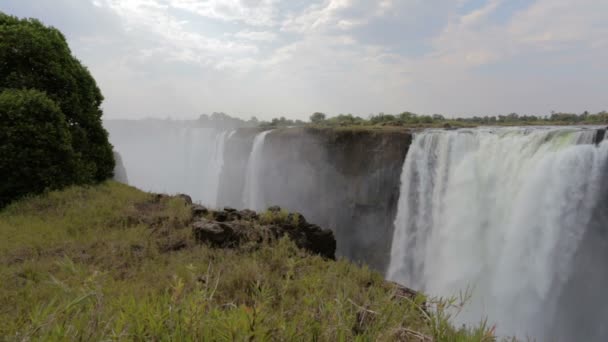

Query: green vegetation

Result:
[0,89,78,207]
[0,182,499,341]
[303,111,608,129]
[0,13,114,206]
[252,110,608,130]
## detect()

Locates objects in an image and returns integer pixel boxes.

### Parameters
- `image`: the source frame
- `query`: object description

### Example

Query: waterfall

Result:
[243,130,272,211]
[203,130,233,207]
[105,120,232,208]
[387,127,608,340]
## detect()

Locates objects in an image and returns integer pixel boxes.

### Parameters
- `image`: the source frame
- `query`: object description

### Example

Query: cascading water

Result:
[242,130,272,211]
[105,120,233,207]
[387,127,608,340]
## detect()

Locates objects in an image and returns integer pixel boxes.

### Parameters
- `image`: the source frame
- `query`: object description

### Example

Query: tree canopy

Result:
[0,13,114,206]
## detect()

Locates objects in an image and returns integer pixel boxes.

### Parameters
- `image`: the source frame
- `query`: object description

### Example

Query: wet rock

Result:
[595,128,606,145]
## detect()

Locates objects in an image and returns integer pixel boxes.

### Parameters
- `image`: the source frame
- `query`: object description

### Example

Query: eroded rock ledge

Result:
[175,194,336,259]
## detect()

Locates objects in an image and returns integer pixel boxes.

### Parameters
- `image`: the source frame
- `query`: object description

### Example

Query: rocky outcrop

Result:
[191,205,336,259]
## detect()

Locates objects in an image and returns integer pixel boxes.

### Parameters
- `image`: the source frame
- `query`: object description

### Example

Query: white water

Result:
[105,120,233,207]
[387,127,608,340]
[242,130,272,211]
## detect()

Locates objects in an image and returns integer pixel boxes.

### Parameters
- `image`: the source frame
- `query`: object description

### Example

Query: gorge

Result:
[106,120,608,341]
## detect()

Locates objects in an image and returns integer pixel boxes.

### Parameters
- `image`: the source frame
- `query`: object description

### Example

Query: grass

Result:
[0,182,502,341]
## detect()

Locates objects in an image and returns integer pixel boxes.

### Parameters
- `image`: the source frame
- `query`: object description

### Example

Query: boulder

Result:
[192,205,209,217]
[192,220,236,247]
[239,209,258,220]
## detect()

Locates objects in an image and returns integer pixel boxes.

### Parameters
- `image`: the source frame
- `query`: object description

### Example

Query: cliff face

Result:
[218,127,412,271]
[217,128,262,208]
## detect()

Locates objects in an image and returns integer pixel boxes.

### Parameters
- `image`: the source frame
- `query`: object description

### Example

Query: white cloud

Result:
[234,30,277,42]
[96,0,259,67]
[169,0,280,26]
[5,0,607,118]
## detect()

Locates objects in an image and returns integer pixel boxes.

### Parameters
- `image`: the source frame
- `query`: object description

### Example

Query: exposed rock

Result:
[220,127,412,271]
[240,209,258,220]
[224,207,237,212]
[189,204,336,259]
[192,219,236,247]
[177,194,193,205]
[213,211,228,222]
[595,128,606,145]
[191,204,209,217]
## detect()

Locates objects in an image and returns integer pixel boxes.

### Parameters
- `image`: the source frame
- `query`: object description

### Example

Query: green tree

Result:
[310,112,326,123]
[0,13,114,184]
[0,89,77,207]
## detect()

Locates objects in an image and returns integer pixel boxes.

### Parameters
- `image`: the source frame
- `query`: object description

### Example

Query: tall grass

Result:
[0,182,502,341]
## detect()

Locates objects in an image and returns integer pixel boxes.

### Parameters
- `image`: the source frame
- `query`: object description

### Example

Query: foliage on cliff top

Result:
[0,12,114,206]
[0,182,502,341]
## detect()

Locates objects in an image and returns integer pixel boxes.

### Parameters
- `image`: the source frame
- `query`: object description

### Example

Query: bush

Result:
[0,89,78,207]
[0,12,114,185]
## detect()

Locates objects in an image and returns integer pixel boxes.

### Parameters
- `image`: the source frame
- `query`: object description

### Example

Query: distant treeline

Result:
[264,110,608,128]
[195,110,608,130]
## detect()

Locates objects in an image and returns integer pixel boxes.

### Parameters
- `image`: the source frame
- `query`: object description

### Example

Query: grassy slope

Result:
[0,182,497,341]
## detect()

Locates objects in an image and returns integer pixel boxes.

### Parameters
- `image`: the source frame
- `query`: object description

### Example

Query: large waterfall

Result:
[105,120,232,207]
[387,127,608,340]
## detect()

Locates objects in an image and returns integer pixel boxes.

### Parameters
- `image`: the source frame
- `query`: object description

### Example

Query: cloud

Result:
[2,0,607,119]
[234,30,277,42]
[169,0,280,26]
[95,0,260,66]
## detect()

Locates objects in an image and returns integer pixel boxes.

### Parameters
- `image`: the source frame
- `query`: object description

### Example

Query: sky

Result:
[2,0,608,120]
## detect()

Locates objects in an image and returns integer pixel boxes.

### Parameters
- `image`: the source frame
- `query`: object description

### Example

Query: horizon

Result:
[2,0,607,120]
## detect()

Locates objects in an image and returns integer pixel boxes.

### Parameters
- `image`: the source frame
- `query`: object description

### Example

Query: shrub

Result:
[0,89,77,207]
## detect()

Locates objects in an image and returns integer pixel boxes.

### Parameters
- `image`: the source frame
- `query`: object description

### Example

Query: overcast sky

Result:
[2,0,608,120]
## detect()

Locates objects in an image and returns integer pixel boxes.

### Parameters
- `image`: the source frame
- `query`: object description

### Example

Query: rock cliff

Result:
[218,127,412,271]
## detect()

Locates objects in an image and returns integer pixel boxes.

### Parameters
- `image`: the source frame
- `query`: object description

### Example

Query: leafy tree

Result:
[0,89,77,207]
[0,13,114,184]
[310,112,326,123]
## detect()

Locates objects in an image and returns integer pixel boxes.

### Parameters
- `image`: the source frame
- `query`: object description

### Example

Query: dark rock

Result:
[190,205,336,259]
[153,194,169,203]
[595,128,606,145]
[387,281,426,311]
[239,209,258,220]
[177,194,193,205]
[287,212,307,225]
[224,207,237,212]
[192,220,236,247]
[227,211,242,221]
[213,211,228,222]
[192,205,209,217]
